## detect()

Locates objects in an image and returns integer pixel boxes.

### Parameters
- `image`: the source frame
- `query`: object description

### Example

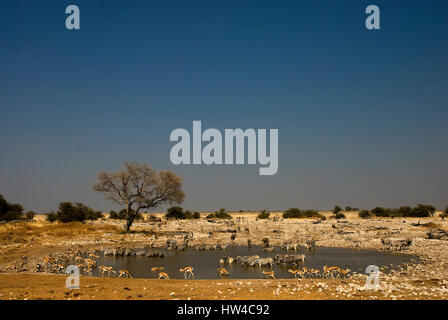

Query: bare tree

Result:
[93,162,185,231]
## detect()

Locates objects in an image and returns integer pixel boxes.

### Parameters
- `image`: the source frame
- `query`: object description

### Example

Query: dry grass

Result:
[0,221,120,245]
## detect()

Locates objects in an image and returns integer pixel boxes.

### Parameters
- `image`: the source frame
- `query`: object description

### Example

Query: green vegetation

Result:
[56,202,104,223]
[333,212,346,219]
[283,208,323,219]
[46,212,58,223]
[165,207,200,220]
[0,194,24,221]
[358,210,371,219]
[441,206,448,219]
[368,204,436,218]
[333,205,342,214]
[331,205,345,219]
[257,210,270,219]
[207,208,232,219]
[25,210,35,220]
[110,209,142,220]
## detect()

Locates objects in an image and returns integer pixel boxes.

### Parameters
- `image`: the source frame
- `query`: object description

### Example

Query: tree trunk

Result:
[125,206,140,232]
[125,219,133,232]
[125,204,134,231]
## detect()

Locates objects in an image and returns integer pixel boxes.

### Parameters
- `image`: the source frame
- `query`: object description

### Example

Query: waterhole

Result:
[91,246,417,279]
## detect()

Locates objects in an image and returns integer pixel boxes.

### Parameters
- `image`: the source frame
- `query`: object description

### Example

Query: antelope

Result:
[217,267,229,278]
[84,258,96,267]
[99,265,116,277]
[158,272,169,279]
[88,253,99,259]
[302,266,312,278]
[44,256,55,264]
[55,264,66,273]
[323,265,341,278]
[151,266,164,272]
[5,264,16,272]
[179,266,195,279]
[74,255,85,263]
[118,269,132,278]
[310,268,321,278]
[83,265,94,275]
[288,269,304,279]
[262,271,275,279]
[340,268,351,278]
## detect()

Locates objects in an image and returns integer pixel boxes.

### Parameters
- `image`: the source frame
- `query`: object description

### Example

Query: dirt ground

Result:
[1,211,448,300]
[0,273,444,300]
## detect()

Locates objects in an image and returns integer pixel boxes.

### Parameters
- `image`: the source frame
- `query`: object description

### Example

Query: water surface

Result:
[91,246,416,279]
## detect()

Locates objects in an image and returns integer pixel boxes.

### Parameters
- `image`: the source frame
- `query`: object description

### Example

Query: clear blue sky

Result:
[1,0,447,212]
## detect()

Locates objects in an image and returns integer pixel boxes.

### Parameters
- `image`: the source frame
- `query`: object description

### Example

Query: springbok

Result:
[151,266,164,272]
[74,255,84,263]
[262,270,276,279]
[88,253,99,259]
[84,258,96,267]
[55,264,66,273]
[288,269,304,279]
[302,266,312,278]
[44,256,55,264]
[323,265,341,278]
[5,264,16,272]
[180,266,195,279]
[217,267,229,278]
[99,265,116,277]
[118,270,132,278]
[310,268,321,278]
[340,268,351,278]
[158,272,169,279]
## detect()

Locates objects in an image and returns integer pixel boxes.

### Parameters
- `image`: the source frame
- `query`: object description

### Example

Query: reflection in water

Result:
[91,246,416,279]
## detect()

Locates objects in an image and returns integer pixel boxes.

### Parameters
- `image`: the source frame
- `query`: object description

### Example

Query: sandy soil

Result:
[1,211,448,300]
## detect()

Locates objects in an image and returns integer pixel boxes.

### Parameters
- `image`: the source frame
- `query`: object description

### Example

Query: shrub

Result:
[257,210,270,219]
[117,209,127,219]
[416,204,436,216]
[46,212,58,223]
[109,210,119,219]
[407,205,432,217]
[57,202,87,223]
[25,211,35,220]
[283,208,323,219]
[147,214,162,222]
[441,207,448,219]
[370,207,391,217]
[358,210,371,219]
[55,202,103,223]
[283,208,302,218]
[185,211,200,219]
[86,210,104,220]
[366,205,434,218]
[344,206,352,211]
[0,194,24,221]
[334,212,346,219]
[116,209,142,220]
[165,206,186,220]
[399,206,411,215]
[207,208,232,219]
[333,205,342,215]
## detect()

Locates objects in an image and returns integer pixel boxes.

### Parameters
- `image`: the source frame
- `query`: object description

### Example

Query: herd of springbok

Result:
[25,244,351,280]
